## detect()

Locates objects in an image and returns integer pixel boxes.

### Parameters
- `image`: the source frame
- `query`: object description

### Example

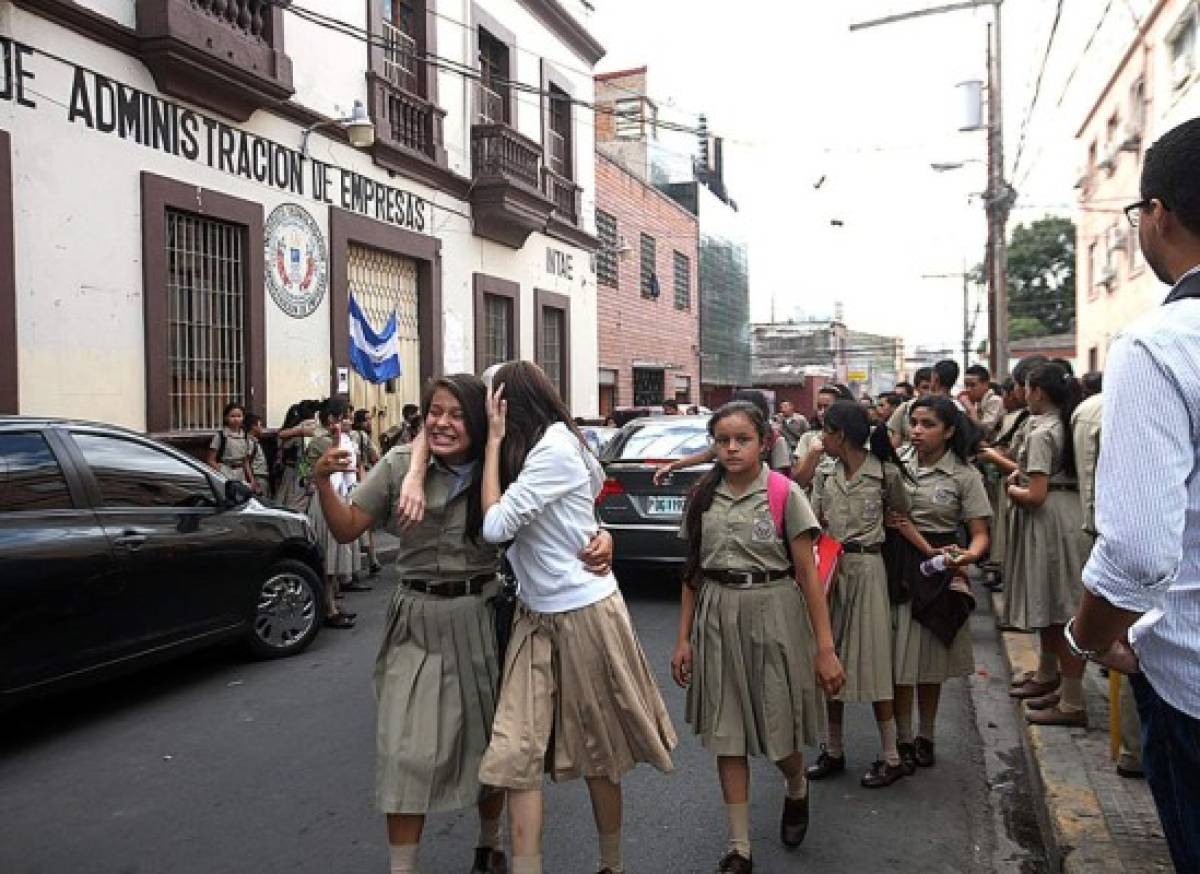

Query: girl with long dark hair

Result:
[805,400,913,789]
[305,396,358,628]
[672,401,843,872]
[312,374,613,874]
[1004,362,1091,727]
[887,396,992,771]
[476,361,675,874]
[273,399,320,511]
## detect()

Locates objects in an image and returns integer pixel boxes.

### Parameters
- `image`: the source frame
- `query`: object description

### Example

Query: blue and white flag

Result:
[348,296,401,383]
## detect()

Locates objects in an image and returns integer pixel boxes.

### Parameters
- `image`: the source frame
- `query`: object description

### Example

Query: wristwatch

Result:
[1063,617,1103,661]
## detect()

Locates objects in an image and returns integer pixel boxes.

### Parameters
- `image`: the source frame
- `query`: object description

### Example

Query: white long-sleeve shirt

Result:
[1082,268,1200,719]
[482,422,617,613]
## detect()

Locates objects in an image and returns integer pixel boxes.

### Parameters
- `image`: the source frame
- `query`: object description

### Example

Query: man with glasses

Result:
[1068,118,1200,873]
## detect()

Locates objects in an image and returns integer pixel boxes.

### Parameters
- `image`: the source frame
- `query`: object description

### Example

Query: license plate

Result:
[645,496,685,516]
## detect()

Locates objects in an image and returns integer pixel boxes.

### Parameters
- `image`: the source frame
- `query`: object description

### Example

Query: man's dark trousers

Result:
[1131,672,1200,872]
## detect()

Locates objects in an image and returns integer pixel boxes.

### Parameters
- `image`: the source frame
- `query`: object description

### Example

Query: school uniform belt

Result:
[401,574,495,597]
[841,542,882,555]
[705,568,792,588]
[1047,483,1078,492]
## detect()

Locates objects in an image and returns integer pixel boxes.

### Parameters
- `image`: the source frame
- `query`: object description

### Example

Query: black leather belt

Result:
[402,574,495,597]
[705,568,792,588]
[841,542,882,555]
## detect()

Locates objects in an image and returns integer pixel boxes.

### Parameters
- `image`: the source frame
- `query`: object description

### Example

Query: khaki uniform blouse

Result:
[351,446,499,582]
[811,454,910,546]
[680,464,821,573]
[976,390,1005,442]
[887,398,916,445]
[1019,413,1077,487]
[792,429,837,477]
[905,450,993,534]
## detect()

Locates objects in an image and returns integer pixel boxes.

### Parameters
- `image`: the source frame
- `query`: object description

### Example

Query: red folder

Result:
[814,534,844,596]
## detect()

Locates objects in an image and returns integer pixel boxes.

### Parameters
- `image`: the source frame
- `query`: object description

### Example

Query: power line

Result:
[1010,0,1064,185]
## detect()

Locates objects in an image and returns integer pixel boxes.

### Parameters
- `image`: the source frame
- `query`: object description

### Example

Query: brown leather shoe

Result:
[1024,690,1062,711]
[1025,705,1087,727]
[1009,675,1061,699]
[860,759,906,788]
[717,850,752,873]
[1009,670,1036,688]
[470,847,506,873]
[780,792,809,847]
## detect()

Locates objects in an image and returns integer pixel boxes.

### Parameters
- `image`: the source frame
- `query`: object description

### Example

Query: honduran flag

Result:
[348,296,401,384]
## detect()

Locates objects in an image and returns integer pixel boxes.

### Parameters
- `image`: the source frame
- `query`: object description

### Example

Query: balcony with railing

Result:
[367,19,447,170]
[469,124,554,249]
[542,166,581,227]
[135,0,294,122]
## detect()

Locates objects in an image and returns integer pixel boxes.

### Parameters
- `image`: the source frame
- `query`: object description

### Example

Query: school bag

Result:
[766,470,842,595]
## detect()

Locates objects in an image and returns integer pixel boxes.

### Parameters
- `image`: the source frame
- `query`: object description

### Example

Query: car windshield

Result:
[603,419,709,461]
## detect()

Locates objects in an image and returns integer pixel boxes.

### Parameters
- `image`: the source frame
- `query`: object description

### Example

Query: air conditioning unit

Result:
[1173,53,1194,88]
[1120,121,1143,151]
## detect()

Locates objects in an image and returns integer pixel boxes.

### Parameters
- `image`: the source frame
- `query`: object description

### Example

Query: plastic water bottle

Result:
[920,554,951,576]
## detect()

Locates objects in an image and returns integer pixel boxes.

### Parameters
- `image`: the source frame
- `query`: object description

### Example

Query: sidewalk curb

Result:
[987,590,1127,874]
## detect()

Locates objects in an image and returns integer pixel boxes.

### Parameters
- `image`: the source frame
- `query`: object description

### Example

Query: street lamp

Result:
[300,100,375,156]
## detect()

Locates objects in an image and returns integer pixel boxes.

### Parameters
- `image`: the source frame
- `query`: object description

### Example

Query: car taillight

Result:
[596,477,625,504]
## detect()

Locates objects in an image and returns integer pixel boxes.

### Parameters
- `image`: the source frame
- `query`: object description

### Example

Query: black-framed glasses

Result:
[1124,199,1151,228]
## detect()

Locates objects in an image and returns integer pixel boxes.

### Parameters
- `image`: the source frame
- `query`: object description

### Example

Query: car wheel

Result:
[245,559,321,659]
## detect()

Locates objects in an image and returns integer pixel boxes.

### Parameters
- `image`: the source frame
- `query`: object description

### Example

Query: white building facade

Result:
[1075,0,1200,371]
[0,0,603,437]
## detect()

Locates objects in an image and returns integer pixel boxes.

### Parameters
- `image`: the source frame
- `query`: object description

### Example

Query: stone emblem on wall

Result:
[264,203,328,318]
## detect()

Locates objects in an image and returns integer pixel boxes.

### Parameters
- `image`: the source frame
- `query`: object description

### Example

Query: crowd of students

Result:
[199,352,1110,873]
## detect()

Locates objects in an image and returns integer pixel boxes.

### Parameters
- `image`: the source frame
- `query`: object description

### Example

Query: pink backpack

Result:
[766,470,842,595]
[766,470,792,538]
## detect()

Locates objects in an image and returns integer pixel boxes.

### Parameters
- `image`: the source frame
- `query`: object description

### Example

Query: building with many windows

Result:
[0,0,605,440]
[1075,0,1200,370]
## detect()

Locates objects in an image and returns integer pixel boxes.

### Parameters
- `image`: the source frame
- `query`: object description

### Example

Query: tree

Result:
[972,216,1077,339]
[1005,216,1076,337]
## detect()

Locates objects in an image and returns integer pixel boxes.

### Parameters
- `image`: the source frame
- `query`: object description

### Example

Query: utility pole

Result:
[851,0,1012,378]
[921,269,976,373]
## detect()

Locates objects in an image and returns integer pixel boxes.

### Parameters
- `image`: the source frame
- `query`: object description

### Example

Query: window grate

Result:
[596,209,618,288]
[673,250,690,309]
[640,233,656,299]
[166,209,246,431]
[539,307,565,395]
[483,293,512,368]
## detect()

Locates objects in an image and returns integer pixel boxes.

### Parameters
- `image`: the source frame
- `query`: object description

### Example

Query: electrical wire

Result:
[1010,0,1064,185]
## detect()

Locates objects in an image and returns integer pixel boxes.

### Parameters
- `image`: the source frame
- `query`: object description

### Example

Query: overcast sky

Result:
[588,0,1151,360]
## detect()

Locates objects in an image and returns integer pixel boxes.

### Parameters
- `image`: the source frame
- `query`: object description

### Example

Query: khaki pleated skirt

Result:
[992,482,1009,563]
[829,554,894,703]
[892,600,974,685]
[306,492,356,577]
[478,591,677,790]
[1001,491,1088,631]
[687,578,823,759]
[275,467,308,512]
[374,580,502,814]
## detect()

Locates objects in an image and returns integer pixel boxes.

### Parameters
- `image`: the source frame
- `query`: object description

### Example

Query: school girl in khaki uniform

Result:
[672,401,843,874]
[305,397,358,628]
[313,374,613,874]
[888,396,992,771]
[806,400,913,789]
[791,384,853,491]
[1004,363,1091,727]
[206,401,252,483]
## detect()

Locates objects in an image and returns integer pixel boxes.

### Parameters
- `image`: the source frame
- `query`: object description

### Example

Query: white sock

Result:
[785,772,808,800]
[389,843,418,874]
[598,831,623,873]
[725,802,751,858]
[879,718,901,766]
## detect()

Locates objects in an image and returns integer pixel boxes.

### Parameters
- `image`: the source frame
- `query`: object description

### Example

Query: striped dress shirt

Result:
[1083,267,1200,719]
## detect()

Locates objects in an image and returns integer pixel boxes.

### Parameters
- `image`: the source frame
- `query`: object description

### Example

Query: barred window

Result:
[166,209,247,430]
[596,209,618,288]
[483,293,513,369]
[640,233,657,299]
[539,307,566,396]
[673,250,690,309]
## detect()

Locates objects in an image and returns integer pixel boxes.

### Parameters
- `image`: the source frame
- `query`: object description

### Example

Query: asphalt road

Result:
[0,568,1044,873]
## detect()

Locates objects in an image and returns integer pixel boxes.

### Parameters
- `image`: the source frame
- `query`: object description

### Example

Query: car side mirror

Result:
[225,479,253,506]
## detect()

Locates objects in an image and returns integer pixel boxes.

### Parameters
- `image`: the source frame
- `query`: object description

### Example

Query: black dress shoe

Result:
[780,793,809,847]
[914,737,936,767]
[898,742,917,776]
[369,562,383,576]
[861,760,906,788]
[323,613,356,629]
[717,850,752,873]
[470,847,506,873]
[805,747,846,780]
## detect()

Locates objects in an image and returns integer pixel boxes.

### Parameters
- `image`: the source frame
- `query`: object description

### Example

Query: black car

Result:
[596,415,711,570]
[0,418,325,707]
